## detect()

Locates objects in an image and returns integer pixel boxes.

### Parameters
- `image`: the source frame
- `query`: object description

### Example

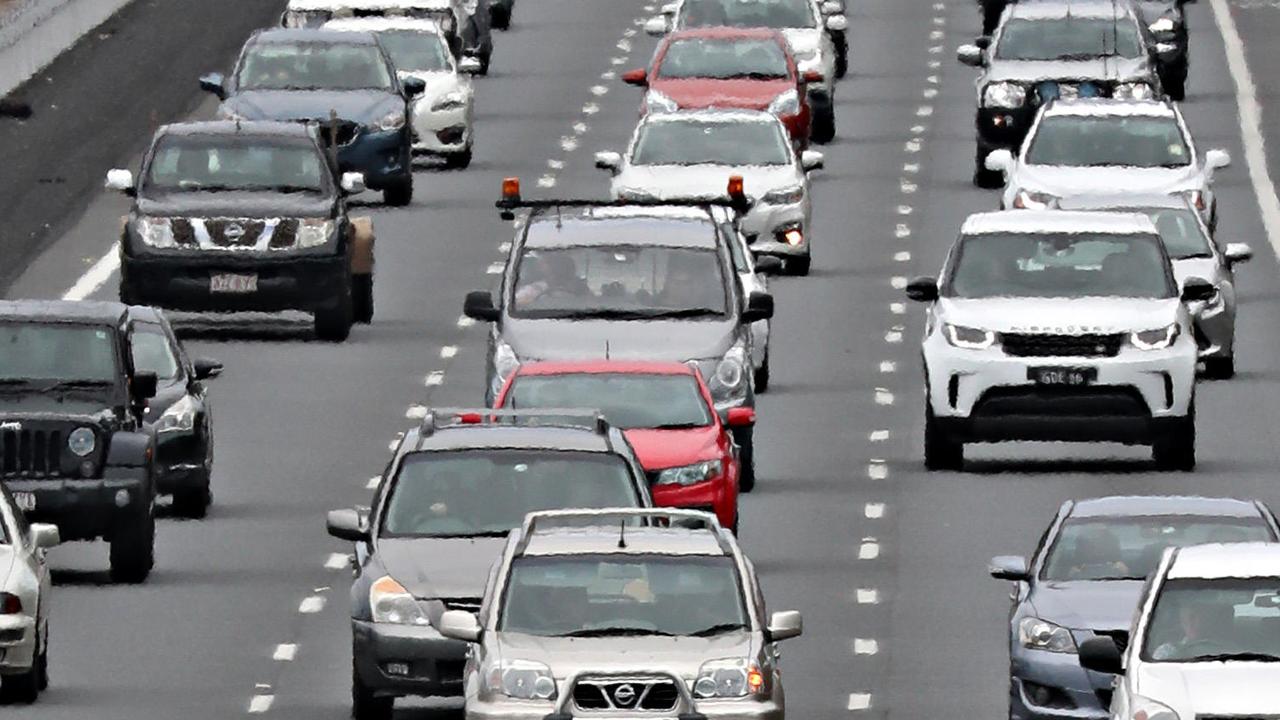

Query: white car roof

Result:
[1043,99,1178,119]
[960,210,1159,236]
[287,0,456,11]
[1168,542,1280,579]
[323,16,446,34]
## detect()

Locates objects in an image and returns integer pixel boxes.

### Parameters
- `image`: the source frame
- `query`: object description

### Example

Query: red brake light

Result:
[501,177,521,201]
[0,592,21,614]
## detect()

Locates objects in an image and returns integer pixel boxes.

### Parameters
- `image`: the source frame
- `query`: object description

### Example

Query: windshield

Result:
[145,136,328,194]
[1042,517,1273,581]
[1142,578,1280,662]
[377,29,451,71]
[499,554,749,636]
[996,17,1143,60]
[658,37,789,80]
[1026,116,1191,168]
[0,323,119,384]
[130,325,180,380]
[504,373,713,429]
[678,0,815,29]
[632,119,791,166]
[380,450,640,537]
[238,41,393,90]
[510,245,729,319]
[949,232,1174,299]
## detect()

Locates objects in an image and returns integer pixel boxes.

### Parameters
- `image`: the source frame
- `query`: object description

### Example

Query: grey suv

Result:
[438,508,802,720]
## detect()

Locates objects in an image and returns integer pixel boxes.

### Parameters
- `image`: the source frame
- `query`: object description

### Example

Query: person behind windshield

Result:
[1066,529,1131,580]
[1151,601,1231,660]
[658,259,716,308]
[515,253,590,306]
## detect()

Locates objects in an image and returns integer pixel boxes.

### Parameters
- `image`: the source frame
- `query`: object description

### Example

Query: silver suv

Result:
[438,508,802,719]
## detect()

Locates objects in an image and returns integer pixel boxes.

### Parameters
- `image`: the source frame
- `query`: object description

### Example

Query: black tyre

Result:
[1,633,42,703]
[1203,355,1235,380]
[382,174,413,207]
[479,53,491,76]
[786,255,811,276]
[315,279,354,342]
[353,273,374,324]
[924,403,963,471]
[834,35,848,79]
[1162,59,1188,101]
[353,666,393,720]
[444,147,473,170]
[754,354,770,393]
[736,426,756,493]
[1153,404,1196,471]
[36,628,48,691]
[811,104,835,144]
[110,502,155,584]
[172,482,211,519]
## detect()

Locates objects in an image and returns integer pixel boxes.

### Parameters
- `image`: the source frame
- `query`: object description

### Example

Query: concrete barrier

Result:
[0,0,136,99]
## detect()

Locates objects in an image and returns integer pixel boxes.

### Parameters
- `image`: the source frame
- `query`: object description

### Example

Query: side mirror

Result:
[742,292,775,323]
[802,69,823,85]
[192,357,223,381]
[957,43,985,67]
[1224,242,1253,265]
[439,609,483,642]
[754,255,783,275]
[341,172,367,195]
[984,148,1015,175]
[105,169,136,196]
[1181,276,1216,303]
[644,15,669,36]
[326,508,370,543]
[459,56,482,74]
[767,610,803,641]
[402,76,426,96]
[801,150,824,171]
[464,290,501,322]
[824,14,847,32]
[131,371,158,401]
[199,72,227,100]
[988,555,1030,581]
[1205,148,1231,171]
[905,276,939,302]
[1078,636,1123,675]
[30,523,60,549]
[621,68,648,86]
[726,407,756,428]
[594,151,623,174]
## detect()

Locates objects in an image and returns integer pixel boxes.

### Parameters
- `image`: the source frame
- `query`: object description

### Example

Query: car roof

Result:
[0,300,129,325]
[1057,194,1194,212]
[287,0,456,10]
[323,16,446,33]
[157,120,316,140]
[520,527,730,557]
[515,361,698,377]
[1008,0,1138,20]
[253,27,381,44]
[666,26,784,41]
[1168,542,1280,579]
[1042,98,1177,118]
[407,425,615,453]
[960,210,1159,236]
[525,211,721,250]
[1069,495,1266,520]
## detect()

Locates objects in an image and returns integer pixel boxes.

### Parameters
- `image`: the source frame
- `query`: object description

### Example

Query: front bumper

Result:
[120,252,348,314]
[336,128,411,189]
[153,430,208,494]
[5,470,149,541]
[1010,645,1112,720]
[411,101,473,154]
[651,474,736,528]
[353,619,468,698]
[741,200,809,258]
[466,695,783,720]
[1189,297,1235,360]
[0,614,36,672]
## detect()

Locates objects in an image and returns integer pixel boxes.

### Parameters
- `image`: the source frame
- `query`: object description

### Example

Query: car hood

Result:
[504,319,739,362]
[221,89,401,124]
[614,164,799,199]
[651,78,791,110]
[495,631,754,680]
[1014,164,1205,197]
[136,191,333,220]
[402,70,469,102]
[984,56,1152,85]
[939,297,1181,334]
[1136,663,1280,714]
[375,536,507,599]
[623,426,722,471]
[1028,580,1145,631]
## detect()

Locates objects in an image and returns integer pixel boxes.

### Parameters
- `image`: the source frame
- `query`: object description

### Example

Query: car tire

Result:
[353,665,393,720]
[172,481,211,519]
[479,53,491,76]
[444,147,473,170]
[490,4,510,30]
[1163,58,1188,101]
[834,36,848,79]
[353,273,374,324]
[1203,355,1234,380]
[109,500,155,584]
[1,631,42,703]
[811,104,835,144]
[315,279,355,342]
[731,514,740,536]
[36,627,48,691]
[383,174,413,207]
[737,426,756,493]
[786,255,811,276]
[754,353,770,393]
[1153,404,1196,471]
[924,402,963,471]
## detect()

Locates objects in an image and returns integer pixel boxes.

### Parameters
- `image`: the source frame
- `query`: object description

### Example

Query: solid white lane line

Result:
[325,553,349,570]
[273,644,298,661]
[855,588,880,604]
[440,346,457,359]
[848,693,872,711]
[299,596,326,614]
[63,245,121,301]
[858,539,880,560]
[248,694,275,714]
[865,502,885,518]
[854,638,879,655]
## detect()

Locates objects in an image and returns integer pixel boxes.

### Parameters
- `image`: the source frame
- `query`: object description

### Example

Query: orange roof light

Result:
[502,177,521,201]
[727,175,745,199]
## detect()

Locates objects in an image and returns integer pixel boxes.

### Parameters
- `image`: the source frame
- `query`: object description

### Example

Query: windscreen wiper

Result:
[558,627,674,638]
[688,622,748,637]
[1183,651,1280,662]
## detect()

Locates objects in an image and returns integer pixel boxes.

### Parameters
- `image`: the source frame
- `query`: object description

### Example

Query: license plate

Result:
[210,273,258,293]
[1028,367,1097,386]
[12,492,35,512]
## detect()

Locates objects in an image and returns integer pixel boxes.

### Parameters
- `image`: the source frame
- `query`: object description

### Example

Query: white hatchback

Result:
[0,486,59,703]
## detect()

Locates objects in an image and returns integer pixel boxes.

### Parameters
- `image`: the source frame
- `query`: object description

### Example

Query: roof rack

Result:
[418,407,611,438]
[514,507,727,555]
[494,176,752,219]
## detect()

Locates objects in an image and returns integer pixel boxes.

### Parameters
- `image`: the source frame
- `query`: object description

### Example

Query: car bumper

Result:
[153,430,208,494]
[5,471,149,541]
[120,252,348,314]
[651,475,736,528]
[337,128,411,189]
[466,696,783,720]
[742,201,809,258]
[353,619,468,698]
[0,614,36,671]
[1010,647,1111,720]
[411,102,473,153]
[1189,298,1235,360]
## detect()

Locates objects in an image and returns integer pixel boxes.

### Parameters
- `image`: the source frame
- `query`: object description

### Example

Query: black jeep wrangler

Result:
[0,301,160,582]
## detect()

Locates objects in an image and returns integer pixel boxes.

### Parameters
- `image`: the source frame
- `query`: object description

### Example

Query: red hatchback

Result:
[494,361,753,533]
[622,26,817,147]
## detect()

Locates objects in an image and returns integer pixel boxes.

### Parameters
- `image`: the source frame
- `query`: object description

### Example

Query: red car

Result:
[622,26,818,147]
[493,361,754,533]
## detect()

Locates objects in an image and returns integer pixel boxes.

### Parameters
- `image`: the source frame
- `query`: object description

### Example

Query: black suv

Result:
[0,301,162,582]
[108,121,377,342]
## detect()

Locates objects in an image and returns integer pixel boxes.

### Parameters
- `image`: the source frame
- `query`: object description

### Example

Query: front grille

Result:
[440,597,482,613]
[314,120,361,147]
[1001,333,1124,358]
[205,219,267,248]
[1,428,64,477]
[167,218,301,250]
[572,677,680,712]
[269,219,299,249]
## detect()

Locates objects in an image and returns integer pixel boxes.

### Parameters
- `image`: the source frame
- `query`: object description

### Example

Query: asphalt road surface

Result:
[3,0,1280,718]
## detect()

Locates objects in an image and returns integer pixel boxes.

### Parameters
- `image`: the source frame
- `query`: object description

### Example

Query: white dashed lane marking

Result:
[848,693,873,711]
[425,371,445,387]
[858,539,880,560]
[457,315,476,328]
[366,476,380,490]
[248,694,275,714]
[869,430,889,442]
[867,462,888,480]
[273,644,298,662]
[298,596,326,614]
[875,388,894,405]
[440,346,458,359]
[890,276,907,289]
[325,553,349,570]
[856,588,880,604]
[854,638,880,655]
[880,361,896,373]
[865,503,885,519]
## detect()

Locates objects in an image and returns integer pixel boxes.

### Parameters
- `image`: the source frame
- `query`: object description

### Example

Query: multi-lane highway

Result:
[3,0,1280,717]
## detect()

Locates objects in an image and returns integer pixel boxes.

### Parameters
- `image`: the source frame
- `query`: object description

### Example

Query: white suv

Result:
[1079,542,1280,720]
[905,210,1212,471]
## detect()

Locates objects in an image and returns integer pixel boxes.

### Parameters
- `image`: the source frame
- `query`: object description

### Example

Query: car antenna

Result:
[327,108,339,169]
[605,340,611,360]
[617,518,627,549]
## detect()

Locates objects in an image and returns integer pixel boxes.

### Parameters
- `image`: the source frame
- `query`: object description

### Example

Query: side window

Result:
[129,323,181,380]
[721,222,751,274]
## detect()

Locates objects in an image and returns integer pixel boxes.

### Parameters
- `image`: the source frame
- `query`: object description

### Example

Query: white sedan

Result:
[0,486,59,703]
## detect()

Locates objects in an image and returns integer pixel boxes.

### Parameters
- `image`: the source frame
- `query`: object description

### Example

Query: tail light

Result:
[0,593,21,614]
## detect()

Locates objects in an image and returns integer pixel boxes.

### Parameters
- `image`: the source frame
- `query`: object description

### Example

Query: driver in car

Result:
[1151,601,1231,660]
[515,253,589,306]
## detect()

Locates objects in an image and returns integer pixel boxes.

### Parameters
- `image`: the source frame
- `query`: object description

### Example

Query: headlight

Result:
[693,658,766,698]
[431,91,468,112]
[375,111,406,132]
[982,82,1025,109]
[1018,617,1077,653]
[67,427,96,457]
[1130,323,1179,350]
[1149,17,1177,34]
[943,323,997,350]
[767,89,800,116]
[645,90,679,113]
[761,185,804,205]
[482,660,557,700]
[369,576,431,626]
[154,395,197,435]
[1013,190,1056,210]
[655,460,723,486]
[296,218,334,248]
[216,106,246,121]
[1130,696,1180,720]
[695,343,750,408]
[616,187,661,203]
[136,216,176,248]
[1113,82,1155,100]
